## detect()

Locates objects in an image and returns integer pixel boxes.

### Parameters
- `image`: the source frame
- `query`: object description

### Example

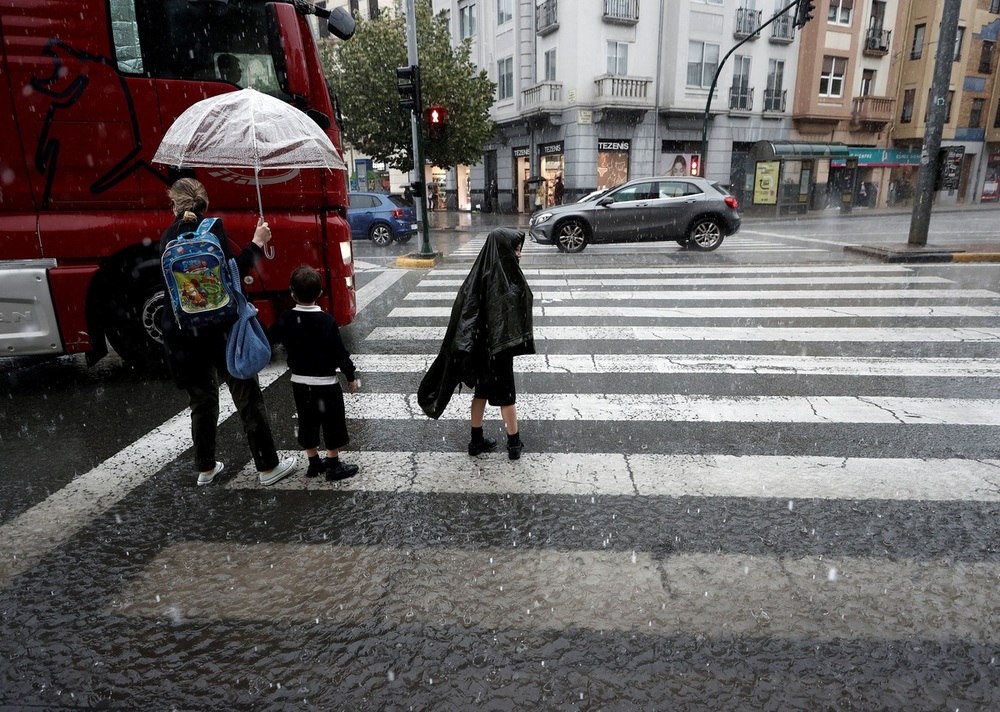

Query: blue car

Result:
[347,192,418,246]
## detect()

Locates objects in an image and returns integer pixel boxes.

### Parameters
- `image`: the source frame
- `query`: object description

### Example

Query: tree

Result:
[323,1,496,173]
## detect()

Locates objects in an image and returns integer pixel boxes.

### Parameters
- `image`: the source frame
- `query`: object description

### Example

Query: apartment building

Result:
[894,0,1000,207]
[436,0,804,213]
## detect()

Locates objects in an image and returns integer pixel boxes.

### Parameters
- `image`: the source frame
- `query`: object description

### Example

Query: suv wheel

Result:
[555,219,589,253]
[687,218,724,251]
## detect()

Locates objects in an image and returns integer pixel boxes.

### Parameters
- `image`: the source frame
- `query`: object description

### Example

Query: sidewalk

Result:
[420,202,1000,263]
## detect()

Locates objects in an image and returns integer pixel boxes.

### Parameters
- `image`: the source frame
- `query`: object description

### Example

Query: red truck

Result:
[0,0,358,371]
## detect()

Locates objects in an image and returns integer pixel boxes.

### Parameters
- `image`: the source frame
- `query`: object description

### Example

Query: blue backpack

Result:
[161,218,239,329]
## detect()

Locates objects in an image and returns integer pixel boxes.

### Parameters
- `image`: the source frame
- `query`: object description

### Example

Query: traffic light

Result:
[689,154,701,176]
[794,0,815,29]
[427,105,447,140]
[396,65,421,113]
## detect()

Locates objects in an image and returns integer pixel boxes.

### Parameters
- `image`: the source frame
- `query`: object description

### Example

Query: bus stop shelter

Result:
[748,141,851,216]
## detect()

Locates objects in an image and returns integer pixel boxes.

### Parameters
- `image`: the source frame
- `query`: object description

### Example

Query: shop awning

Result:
[750,141,851,161]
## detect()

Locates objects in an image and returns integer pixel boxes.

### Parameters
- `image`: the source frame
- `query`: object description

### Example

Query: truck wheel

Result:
[106,282,169,375]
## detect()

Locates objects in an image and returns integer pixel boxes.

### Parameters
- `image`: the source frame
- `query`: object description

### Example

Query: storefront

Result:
[830,147,921,208]
[538,141,564,208]
[597,139,630,191]
[513,146,531,213]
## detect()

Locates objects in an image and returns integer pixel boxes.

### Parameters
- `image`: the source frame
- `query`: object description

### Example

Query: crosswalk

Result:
[174,256,1000,655]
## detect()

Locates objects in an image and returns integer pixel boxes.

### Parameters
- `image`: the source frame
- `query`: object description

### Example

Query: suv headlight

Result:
[530,212,553,227]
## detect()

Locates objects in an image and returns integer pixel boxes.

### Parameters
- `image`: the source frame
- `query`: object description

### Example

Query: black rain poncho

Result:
[417,227,535,419]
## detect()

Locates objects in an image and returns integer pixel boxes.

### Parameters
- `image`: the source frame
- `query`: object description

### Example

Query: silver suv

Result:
[529,176,741,253]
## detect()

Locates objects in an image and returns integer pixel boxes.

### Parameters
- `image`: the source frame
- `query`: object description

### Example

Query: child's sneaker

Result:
[468,437,497,456]
[197,461,224,486]
[259,457,296,486]
[324,459,360,482]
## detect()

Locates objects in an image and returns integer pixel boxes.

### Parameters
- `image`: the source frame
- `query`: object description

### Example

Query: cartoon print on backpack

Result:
[161,217,239,329]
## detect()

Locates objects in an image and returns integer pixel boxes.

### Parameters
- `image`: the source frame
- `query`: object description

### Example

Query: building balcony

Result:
[603,0,639,25]
[593,74,652,109]
[763,88,787,113]
[522,81,563,115]
[851,94,894,126]
[536,0,558,35]
[770,15,794,43]
[864,28,891,56]
[729,85,754,112]
[734,7,762,39]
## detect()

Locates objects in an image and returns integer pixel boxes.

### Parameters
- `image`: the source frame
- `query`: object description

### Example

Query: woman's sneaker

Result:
[197,461,224,486]
[259,457,296,486]
[468,437,497,456]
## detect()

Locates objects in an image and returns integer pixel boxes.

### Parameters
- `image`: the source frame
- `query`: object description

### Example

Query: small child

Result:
[268,264,360,481]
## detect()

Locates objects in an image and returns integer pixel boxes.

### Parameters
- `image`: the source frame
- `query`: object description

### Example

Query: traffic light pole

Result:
[402,0,434,259]
[700,0,804,175]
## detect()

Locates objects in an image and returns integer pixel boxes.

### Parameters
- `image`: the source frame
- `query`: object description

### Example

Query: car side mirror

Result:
[597,196,614,207]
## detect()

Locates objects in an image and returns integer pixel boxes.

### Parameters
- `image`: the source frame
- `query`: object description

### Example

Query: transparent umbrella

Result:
[152,88,347,257]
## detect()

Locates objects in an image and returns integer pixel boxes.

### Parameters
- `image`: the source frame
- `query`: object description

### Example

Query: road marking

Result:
[390,305,1000,319]
[406,288,997,302]
[222,451,1000,502]
[354,268,408,312]
[430,265,919,276]
[0,365,289,586]
[351,353,1000,378]
[115,542,1000,641]
[342,393,1000,425]
[367,325,1000,342]
[418,275,953,287]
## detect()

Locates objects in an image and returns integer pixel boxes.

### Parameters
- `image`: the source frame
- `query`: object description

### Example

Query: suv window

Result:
[611,182,657,202]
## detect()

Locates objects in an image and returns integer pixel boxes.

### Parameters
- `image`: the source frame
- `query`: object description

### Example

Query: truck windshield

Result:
[110,0,288,97]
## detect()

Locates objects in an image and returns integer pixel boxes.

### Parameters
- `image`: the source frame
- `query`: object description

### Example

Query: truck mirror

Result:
[327,7,356,40]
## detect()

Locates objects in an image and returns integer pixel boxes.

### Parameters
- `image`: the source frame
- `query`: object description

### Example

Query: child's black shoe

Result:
[507,434,523,461]
[468,437,497,456]
[325,460,359,482]
[305,456,323,478]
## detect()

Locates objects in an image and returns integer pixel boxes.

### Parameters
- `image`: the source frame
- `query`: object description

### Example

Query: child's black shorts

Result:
[473,352,516,406]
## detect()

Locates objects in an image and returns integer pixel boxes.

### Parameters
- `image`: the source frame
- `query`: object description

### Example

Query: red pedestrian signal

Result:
[690,154,701,176]
[427,105,447,140]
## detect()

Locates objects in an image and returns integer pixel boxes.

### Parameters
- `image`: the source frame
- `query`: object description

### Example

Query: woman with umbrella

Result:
[159,177,296,487]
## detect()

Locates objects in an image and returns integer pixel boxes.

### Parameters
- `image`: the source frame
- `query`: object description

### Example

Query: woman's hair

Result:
[168,178,209,223]
[290,264,323,303]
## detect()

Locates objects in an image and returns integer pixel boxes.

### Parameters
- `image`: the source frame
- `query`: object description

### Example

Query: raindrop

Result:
[388,671,395,681]
[115,514,123,524]
[828,567,838,582]
[788,500,794,511]
[631,551,637,564]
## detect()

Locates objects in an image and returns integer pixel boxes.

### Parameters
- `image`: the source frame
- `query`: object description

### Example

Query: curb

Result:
[395,253,442,268]
[844,245,1000,263]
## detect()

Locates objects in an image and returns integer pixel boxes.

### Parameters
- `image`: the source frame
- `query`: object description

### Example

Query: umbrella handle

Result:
[263,242,275,259]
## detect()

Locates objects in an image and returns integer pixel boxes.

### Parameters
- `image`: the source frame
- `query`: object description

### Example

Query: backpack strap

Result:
[194,217,219,238]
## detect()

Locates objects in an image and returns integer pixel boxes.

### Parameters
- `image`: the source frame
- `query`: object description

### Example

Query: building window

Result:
[994,99,1000,127]
[954,26,965,61]
[980,40,995,74]
[971,97,986,128]
[607,41,629,76]
[731,55,752,110]
[819,56,847,97]
[544,48,556,81]
[497,56,513,99]
[911,24,925,59]
[828,0,853,25]
[860,68,875,96]
[992,0,1000,13]
[687,41,720,88]
[497,0,512,25]
[901,88,915,123]
[459,4,477,39]
[764,58,785,111]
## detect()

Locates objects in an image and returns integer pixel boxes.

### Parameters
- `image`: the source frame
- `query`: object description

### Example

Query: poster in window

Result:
[753,161,779,205]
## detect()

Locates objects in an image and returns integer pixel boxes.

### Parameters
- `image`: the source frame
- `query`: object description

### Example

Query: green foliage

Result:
[323,0,497,173]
